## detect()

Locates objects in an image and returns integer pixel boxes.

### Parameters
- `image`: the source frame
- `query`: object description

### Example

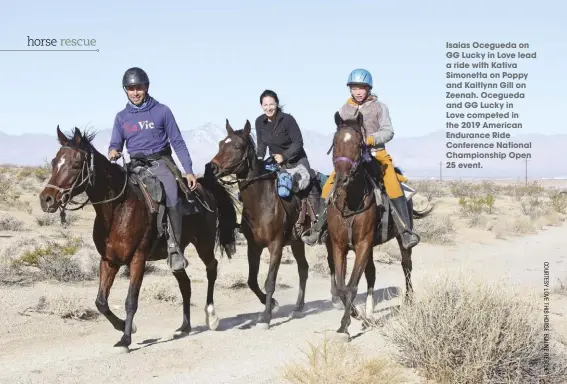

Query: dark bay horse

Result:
[209,120,312,330]
[327,112,432,342]
[39,126,238,351]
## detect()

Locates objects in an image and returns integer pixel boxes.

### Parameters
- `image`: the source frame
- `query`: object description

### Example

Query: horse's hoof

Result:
[207,314,220,331]
[271,299,280,315]
[111,344,130,354]
[289,310,304,319]
[256,322,270,330]
[333,332,350,344]
[173,329,190,339]
[332,298,343,310]
[205,304,220,331]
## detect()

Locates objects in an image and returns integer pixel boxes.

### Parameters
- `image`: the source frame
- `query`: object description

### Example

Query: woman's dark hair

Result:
[260,89,284,113]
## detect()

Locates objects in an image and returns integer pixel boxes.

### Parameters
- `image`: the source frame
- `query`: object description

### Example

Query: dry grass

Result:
[215,265,292,290]
[0,214,24,231]
[554,277,567,297]
[377,272,567,384]
[2,235,98,283]
[280,336,406,384]
[142,280,184,305]
[21,293,99,321]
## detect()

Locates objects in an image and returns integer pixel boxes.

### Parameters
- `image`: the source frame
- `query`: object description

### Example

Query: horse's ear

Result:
[334,111,343,127]
[226,119,234,135]
[73,127,82,146]
[243,120,251,136]
[356,112,364,126]
[56,125,68,146]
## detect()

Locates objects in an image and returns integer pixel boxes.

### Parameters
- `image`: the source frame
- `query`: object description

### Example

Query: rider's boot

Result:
[301,199,328,246]
[166,201,189,272]
[390,195,420,250]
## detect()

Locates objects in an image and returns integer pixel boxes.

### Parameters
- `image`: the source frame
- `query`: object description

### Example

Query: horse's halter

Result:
[214,140,250,180]
[44,145,127,211]
[332,124,370,187]
[45,146,95,210]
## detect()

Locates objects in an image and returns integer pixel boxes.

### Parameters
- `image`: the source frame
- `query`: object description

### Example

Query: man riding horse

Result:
[108,67,197,272]
[302,68,420,250]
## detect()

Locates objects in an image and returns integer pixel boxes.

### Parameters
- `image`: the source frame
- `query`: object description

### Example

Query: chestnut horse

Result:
[209,120,313,330]
[327,112,432,341]
[39,126,238,350]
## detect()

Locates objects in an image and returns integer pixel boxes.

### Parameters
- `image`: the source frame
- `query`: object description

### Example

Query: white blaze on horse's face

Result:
[57,155,66,173]
[343,132,352,143]
[224,137,232,144]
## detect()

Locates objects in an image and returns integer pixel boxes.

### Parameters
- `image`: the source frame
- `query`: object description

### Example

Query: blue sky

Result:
[0,0,565,139]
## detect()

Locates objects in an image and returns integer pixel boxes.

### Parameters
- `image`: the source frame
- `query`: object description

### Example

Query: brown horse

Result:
[38,126,238,351]
[209,119,313,330]
[327,112,432,342]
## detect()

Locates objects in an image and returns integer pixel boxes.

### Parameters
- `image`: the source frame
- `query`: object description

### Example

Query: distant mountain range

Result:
[0,123,561,179]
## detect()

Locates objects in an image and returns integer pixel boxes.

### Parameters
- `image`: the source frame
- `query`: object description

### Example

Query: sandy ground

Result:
[1,171,567,383]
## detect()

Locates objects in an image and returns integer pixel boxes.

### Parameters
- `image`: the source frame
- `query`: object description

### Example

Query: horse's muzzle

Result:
[207,161,225,178]
[39,190,59,213]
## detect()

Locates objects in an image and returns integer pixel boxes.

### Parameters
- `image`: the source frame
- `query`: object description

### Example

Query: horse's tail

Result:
[412,204,434,219]
[198,173,239,259]
[393,166,434,219]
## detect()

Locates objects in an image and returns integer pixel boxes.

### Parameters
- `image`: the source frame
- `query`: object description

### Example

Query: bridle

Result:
[329,121,375,217]
[45,145,128,212]
[332,123,371,186]
[213,138,278,190]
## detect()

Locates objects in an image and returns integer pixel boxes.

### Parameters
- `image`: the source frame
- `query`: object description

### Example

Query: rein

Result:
[45,145,128,212]
[216,150,278,190]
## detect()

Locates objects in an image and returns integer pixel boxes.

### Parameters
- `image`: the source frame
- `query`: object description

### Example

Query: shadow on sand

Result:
[131,285,402,351]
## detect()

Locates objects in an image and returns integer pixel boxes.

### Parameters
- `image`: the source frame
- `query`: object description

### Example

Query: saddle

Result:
[125,151,204,238]
[324,157,416,248]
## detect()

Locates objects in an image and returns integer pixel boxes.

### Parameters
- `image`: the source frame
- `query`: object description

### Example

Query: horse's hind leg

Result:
[194,238,220,331]
[115,253,146,350]
[95,259,132,335]
[289,240,309,318]
[172,269,192,336]
[396,236,414,304]
[363,257,376,318]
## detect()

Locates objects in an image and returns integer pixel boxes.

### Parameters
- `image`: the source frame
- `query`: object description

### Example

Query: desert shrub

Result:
[35,213,57,226]
[413,214,455,244]
[380,273,567,383]
[11,237,94,282]
[412,180,446,202]
[281,336,406,384]
[0,215,24,231]
[24,294,99,320]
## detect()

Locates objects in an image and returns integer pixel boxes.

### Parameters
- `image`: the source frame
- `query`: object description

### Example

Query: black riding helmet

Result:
[122,67,149,88]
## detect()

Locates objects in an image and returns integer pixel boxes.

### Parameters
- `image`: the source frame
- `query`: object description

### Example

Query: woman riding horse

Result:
[108,67,197,272]
[255,89,321,212]
[302,68,420,250]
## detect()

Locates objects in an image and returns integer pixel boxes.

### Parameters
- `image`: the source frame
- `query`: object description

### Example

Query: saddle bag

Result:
[277,171,293,198]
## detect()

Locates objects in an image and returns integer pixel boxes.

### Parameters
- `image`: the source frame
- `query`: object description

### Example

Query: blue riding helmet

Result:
[347,68,373,89]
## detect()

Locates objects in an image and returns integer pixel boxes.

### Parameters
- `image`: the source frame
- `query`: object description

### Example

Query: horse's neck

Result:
[85,153,128,213]
[238,156,276,213]
[337,170,369,209]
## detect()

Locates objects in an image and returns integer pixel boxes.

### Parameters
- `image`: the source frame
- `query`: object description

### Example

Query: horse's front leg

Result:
[256,240,284,330]
[114,253,145,351]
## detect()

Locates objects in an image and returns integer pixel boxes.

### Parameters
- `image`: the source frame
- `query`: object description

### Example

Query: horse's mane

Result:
[60,127,99,151]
